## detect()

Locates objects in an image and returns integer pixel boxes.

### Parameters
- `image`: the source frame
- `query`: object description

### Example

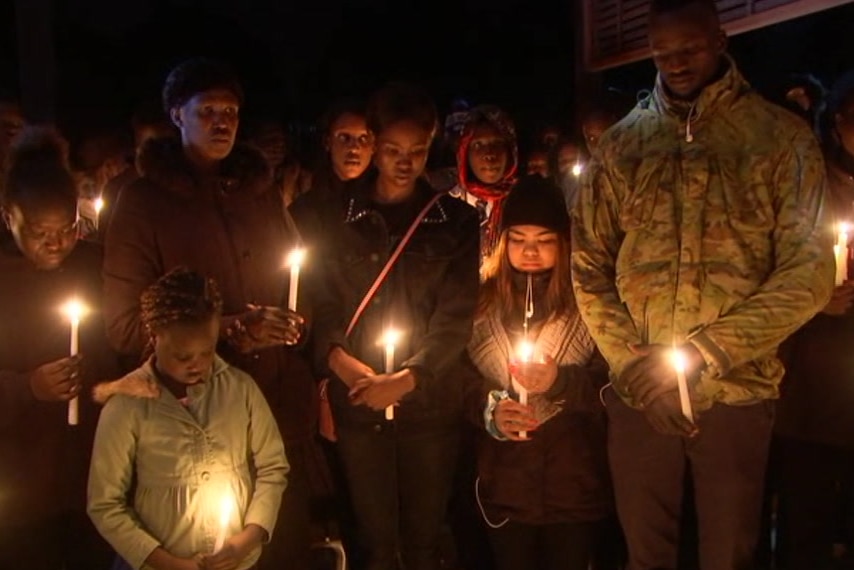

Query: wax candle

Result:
[286,248,306,312]
[382,329,400,421]
[514,340,534,439]
[213,493,234,553]
[670,348,694,424]
[834,223,849,286]
[62,300,85,426]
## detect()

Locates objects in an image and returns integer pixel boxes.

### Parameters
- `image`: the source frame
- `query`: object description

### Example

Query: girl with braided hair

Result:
[0,126,115,569]
[88,267,288,570]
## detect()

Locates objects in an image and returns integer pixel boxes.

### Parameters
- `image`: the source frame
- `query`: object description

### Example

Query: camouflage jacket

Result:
[571,58,834,409]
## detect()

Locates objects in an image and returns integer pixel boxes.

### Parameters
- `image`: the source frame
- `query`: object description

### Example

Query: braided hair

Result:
[141,267,223,338]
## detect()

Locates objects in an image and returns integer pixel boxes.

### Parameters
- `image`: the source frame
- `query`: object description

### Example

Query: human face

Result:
[0,103,24,159]
[153,317,219,385]
[582,116,613,153]
[3,203,78,270]
[328,112,373,181]
[836,100,854,158]
[373,120,432,193]
[506,225,559,273]
[540,127,561,148]
[556,143,582,176]
[649,8,727,100]
[467,124,510,185]
[526,152,549,178]
[171,89,240,166]
[254,124,288,169]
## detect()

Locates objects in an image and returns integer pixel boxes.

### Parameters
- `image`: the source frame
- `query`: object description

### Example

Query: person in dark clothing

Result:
[775,71,854,570]
[298,82,480,570]
[464,176,611,570]
[102,58,315,570]
[0,127,115,569]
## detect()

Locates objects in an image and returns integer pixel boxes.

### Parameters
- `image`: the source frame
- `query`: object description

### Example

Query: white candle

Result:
[835,223,849,286]
[670,348,694,424]
[286,248,306,312]
[63,300,85,426]
[514,340,534,439]
[382,329,400,421]
[94,196,104,229]
[213,493,234,553]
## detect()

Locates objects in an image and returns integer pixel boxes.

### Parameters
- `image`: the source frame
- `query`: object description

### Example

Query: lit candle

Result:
[834,223,849,286]
[572,161,583,178]
[382,329,401,421]
[670,348,694,424]
[62,300,86,426]
[213,493,234,553]
[514,340,534,439]
[286,248,306,312]
[94,195,104,227]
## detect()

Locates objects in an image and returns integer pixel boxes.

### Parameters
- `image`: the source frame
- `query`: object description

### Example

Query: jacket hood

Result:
[456,105,519,196]
[136,137,272,197]
[648,55,751,120]
[92,355,229,404]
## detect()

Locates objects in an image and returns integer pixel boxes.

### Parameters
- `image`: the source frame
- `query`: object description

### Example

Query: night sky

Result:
[1,0,854,147]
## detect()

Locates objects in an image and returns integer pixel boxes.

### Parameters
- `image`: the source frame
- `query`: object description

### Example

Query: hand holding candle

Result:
[382,328,401,421]
[286,248,306,312]
[835,223,849,286]
[670,348,695,424]
[62,299,87,426]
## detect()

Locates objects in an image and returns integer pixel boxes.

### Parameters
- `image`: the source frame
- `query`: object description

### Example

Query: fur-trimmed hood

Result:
[136,137,272,197]
[92,355,229,404]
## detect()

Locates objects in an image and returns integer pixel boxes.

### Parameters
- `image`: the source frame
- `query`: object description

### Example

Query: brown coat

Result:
[0,238,116,527]
[102,138,316,442]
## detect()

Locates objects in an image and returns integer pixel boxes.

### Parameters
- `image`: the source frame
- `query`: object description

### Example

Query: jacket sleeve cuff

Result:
[688,330,732,378]
[484,390,509,441]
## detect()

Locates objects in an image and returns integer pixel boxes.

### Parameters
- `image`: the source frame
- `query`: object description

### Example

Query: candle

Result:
[286,248,306,312]
[62,300,86,426]
[382,329,401,421]
[834,223,849,286]
[94,196,104,226]
[670,348,694,424]
[213,493,234,553]
[572,161,583,178]
[514,340,534,439]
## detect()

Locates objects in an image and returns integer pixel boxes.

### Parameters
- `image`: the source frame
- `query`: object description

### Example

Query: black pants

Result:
[0,511,113,570]
[606,391,774,570]
[777,436,854,570]
[336,419,460,570]
[488,520,601,570]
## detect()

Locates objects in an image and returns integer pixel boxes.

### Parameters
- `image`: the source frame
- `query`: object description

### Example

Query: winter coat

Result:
[87,356,287,570]
[294,174,480,426]
[0,238,116,528]
[571,57,834,410]
[102,138,316,442]
[776,152,854,449]
[465,277,611,525]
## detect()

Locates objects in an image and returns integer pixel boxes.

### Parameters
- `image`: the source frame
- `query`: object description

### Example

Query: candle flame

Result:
[285,248,306,268]
[572,162,584,177]
[516,340,534,363]
[94,196,105,214]
[218,493,233,526]
[382,328,401,347]
[62,299,87,324]
[670,349,687,374]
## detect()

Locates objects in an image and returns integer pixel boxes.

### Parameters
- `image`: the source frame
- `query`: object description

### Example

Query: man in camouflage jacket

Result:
[571,1,834,568]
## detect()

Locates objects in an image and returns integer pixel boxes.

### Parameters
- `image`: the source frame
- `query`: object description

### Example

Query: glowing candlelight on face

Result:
[382,328,401,421]
[670,348,694,424]
[62,299,87,426]
[834,223,849,286]
[286,248,306,312]
[213,493,234,553]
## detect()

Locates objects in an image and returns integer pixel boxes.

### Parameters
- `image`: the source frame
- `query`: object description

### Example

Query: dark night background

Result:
[1,0,854,150]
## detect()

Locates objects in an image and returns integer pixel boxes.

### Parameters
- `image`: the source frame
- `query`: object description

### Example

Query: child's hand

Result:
[201,524,266,570]
[493,398,539,441]
[29,355,83,402]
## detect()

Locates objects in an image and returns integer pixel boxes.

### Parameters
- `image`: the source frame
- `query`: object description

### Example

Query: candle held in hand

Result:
[213,493,234,553]
[572,161,583,178]
[382,329,401,421]
[834,223,849,286]
[514,340,535,439]
[670,348,694,424]
[62,300,87,426]
[286,248,306,312]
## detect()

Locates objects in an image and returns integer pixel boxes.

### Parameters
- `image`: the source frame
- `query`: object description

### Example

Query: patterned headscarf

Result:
[456,105,519,255]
